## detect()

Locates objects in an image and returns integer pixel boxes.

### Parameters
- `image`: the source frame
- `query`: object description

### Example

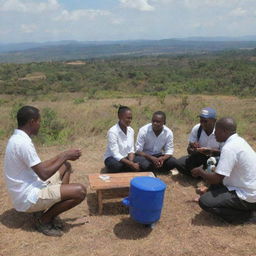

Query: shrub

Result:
[35,107,71,145]
[73,98,85,104]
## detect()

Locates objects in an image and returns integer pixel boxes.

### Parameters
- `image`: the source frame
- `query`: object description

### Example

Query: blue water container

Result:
[122,176,166,225]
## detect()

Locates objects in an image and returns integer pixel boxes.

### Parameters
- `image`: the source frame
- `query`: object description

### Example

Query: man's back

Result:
[4,129,43,211]
[216,134,256,202]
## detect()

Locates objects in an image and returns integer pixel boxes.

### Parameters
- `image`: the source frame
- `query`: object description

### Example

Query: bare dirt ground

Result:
[1,95,256,256]
[1,136,256,256]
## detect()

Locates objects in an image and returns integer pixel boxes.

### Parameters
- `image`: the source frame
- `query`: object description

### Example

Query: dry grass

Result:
[65,61,86,65]
[18,72,46,81]
[0,94,256,256]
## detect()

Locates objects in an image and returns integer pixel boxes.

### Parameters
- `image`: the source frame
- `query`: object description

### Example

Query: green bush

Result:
[73,98,85,104]
[9,102,24,133]
[36,107,70,145]
[0,129,5,138]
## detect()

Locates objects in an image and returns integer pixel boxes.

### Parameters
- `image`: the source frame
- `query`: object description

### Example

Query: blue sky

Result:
[0,0,256,43]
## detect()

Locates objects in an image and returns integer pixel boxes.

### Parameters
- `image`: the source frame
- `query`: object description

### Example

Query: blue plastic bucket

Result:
[122,176,166,225]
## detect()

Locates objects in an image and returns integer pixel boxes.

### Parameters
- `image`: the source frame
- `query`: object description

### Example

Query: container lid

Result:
[131,176,166,191]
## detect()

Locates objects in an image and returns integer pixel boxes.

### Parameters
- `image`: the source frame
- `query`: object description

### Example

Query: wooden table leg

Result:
[97,190,103,215]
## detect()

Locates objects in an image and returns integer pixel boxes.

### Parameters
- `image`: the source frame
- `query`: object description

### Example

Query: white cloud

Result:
[0,0,256,43]
[229,8,247,17]
[111,18,124,25]
[0,28,11,35]
[191,21,216,30]
[55,9,111,22]
[0,0,27,12]
[119,0,155,11]
[20,24,38,33]
[183,0,241,9]
[0,0,60,13]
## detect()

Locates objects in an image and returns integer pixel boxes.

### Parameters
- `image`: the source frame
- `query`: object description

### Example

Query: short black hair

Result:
[153,111,166,123]
[216,117,237,134]
[118,105,131,116]
[17,106,40,127]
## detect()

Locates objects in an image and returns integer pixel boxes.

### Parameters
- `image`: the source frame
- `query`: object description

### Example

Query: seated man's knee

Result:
[198,192,214,211]
[62,183,87,201]
[139,160,152,171]
[164,157,177,170]
[106,164,123,172]
[134,156,147,170]
[77,184,87,201]
[64,161,72,172]
[105,158,123,172]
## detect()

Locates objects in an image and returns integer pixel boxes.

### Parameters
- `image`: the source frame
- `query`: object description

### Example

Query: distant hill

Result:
[1,37,256,63]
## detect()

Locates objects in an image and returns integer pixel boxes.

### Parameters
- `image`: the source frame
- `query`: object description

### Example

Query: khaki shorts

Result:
[26,171,62,213]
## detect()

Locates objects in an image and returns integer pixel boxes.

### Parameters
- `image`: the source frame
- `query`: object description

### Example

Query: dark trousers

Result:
[104,157,134,173]
[199,184,256,223]
[175,152,209,176]
[134,154,177,172]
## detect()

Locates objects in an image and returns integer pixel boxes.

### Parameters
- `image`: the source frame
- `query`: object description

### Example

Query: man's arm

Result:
[187,124,201,154]
[127,152,135,161]
[120,156,140,171]
[158,154,172,167]
[158,132,174,166]
[32,149,81,181]
[136,151,160,168]
[191,167,224,184]
[187,142,200,154]
[127,129,135,162]
[196,147,221,156]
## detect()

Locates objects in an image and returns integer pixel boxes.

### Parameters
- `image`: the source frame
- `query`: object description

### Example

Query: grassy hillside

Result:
[0,49,256,97]
[0,94,255,149]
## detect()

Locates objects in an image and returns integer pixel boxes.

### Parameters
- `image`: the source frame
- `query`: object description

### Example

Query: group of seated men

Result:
[3,105,256,237]
[104,105,256,224]
[104,106,221,175]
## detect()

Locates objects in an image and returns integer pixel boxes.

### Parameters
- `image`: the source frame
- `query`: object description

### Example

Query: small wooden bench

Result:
[87,172,155,214]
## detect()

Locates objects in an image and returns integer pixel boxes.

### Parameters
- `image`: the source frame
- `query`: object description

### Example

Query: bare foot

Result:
[70,216,89,225]
[193,196,200,202]
[196,185,208,195]
[171,169,179,176]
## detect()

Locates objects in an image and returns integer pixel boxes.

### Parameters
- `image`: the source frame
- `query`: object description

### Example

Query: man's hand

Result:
[196,147,212,156]
[63,149,82,161]
[192,167,225,185]
[131,162,140,171]
[191,167,204,178]
[157,156,165,168]
[192,142,200,149]
[187,142,200,154]
[150,156,161,168]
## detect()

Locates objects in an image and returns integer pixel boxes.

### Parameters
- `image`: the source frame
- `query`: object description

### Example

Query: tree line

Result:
[0,49,256,97]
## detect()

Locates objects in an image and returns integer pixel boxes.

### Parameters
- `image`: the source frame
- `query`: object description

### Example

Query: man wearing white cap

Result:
[175,107,222,176]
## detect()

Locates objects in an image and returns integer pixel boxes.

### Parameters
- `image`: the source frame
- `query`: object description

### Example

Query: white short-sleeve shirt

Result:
[136,123,174,155]
[4,129,44,211]
[104,123,135,161]
[189,123,222,149]
[215,134,256,203]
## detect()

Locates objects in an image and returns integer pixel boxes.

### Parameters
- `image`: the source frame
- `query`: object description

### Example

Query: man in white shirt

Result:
[4,106,86,236]
[104,106,140,172]
[134,111,176,172]
[175,107,222,176]
[192,117,256,223]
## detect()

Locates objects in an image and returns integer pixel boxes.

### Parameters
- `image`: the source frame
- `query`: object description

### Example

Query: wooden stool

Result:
[87,172,155,214]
